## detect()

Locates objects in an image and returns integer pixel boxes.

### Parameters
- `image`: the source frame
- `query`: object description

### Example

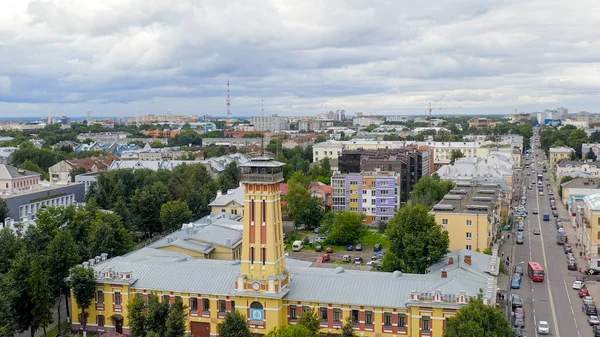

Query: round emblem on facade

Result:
[252,282,260,291]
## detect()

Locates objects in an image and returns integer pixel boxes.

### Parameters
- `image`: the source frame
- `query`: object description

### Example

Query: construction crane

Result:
[426,102,461,124]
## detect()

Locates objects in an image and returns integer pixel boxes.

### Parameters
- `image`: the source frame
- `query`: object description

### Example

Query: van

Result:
[292,240,304,252]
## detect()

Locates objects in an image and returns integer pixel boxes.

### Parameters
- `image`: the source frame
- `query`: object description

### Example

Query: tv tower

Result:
[226,79,231,117]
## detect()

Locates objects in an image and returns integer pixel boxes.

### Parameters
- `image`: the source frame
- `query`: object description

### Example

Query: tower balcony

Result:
[241,171,284,183]
[239,157,285,184]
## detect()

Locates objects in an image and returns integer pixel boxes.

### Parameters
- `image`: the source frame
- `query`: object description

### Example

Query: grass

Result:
[41,320,70,337]
[321,230,390,253]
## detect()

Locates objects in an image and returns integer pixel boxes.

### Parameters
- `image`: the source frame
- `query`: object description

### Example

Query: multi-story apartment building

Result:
[332,171,401,223]
[536,108,568,124]
[250,115,289,132]
[353,116,384,127]
[583,193,600,268]
[431,185,501,252]
[70,156,499,337]
[468,118,497,129]
[549,146,575,167]
[136,114,199,124]
[556,161,600,180]
[338,149,426,203]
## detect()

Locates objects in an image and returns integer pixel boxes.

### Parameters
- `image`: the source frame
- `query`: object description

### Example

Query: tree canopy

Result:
[219,311,251,337]
[383,204,449,273]
[444,294,513,337]
[326,211,366,245]
[408,174,455,209]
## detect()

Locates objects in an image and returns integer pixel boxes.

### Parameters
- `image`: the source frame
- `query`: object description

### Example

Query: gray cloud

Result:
[0,0,599,117]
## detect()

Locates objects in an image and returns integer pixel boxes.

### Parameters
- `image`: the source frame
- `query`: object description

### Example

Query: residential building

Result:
[562,119,589,129]
[141,129,182,138]
[75,172,102,194]
[549,146,575,167]
[468,118,497,129]
[209,184,245,217]
[556,161,600,180]
[582,193,600,268]
[385,116,412,123]
[338,149,427,202]
[250,115,289,132]
[133,114,199,124]
[70,156,498,337]
[0,164,41,193]
[202,137,264,148]
[436,153,515,187]
[332,171,401,223]
[561,178,600,206]
[49,155,119,184]
[431,185,501,252]
[51,140,80,151]
[0,147,17,164]
[536,108,568,124]
[353,116,384,127]
[308,182,333,209]
[582,143,600,160]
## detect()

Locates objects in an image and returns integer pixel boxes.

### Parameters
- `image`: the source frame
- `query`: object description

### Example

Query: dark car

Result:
[587,268,600,275]
[594,325,600,337]
[516,235,524,244]
[586,304,598,316]
[515,266,523,275]
[315,245,323,252]
[511,294,523,309]
[513,327,523,337]
[513,317,525,328]
[346,244,353,251]
[568,262,578,271]
[355,243,362,251]
[374,243,383,252]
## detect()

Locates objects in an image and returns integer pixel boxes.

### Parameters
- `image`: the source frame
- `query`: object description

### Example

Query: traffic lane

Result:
[512,228,537,333]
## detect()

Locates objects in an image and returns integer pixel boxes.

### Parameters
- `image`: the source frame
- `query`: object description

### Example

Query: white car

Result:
[573,280,586,290]
[588,315,600,325]
[584,296,595,306]
[537,320,550,335]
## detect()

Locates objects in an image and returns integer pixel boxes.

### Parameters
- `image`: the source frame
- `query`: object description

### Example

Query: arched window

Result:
[250,302,263,310]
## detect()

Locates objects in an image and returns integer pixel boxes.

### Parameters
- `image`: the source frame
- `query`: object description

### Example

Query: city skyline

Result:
[0,0,599,117]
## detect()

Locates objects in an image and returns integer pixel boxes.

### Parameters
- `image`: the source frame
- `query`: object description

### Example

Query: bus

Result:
[528,262,545,282]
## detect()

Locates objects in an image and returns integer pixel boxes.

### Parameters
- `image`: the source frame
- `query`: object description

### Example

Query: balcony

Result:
[241,172,284,183]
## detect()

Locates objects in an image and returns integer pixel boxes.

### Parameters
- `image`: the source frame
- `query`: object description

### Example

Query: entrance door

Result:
[190,322,210,337]
[115,319,123,334]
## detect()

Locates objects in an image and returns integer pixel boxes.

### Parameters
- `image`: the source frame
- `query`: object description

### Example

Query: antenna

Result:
[226,79,231,118]
[261,98,264,117]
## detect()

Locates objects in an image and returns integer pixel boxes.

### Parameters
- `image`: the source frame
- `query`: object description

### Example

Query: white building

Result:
[352,116,384,127]
[556,161,600,180]
[249,115,289,132]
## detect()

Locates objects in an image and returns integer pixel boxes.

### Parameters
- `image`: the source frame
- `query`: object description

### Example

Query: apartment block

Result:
[550,146,575,167]
[249,115,289,132]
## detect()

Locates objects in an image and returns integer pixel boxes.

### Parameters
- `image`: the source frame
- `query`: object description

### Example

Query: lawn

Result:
[44,320,71,337]
[324,230,390,253]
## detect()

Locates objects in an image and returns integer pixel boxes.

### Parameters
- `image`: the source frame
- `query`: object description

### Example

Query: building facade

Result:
[332,171,401,223]
[468,118,497,129]
[209,185,245,217]
[561,178,600,206]
[583,193,600,269]
[549,146,575,167]
[250,115,290,132]
[556,161,600,180]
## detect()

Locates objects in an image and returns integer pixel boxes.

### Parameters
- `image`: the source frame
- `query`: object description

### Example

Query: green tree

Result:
[327,211,366,245]
[286,179,312,227]
[28,255,53,337]
[0,273,16,337]
[160,200,193,232]
[444,294,512,337]
[165,297,187,337]
[409,174,455,209]
[450,149,465,165]
[20,159,49,180]
[70,166,87,182]
[266,325,314,337]
[586,148,597,161]
[219,311,250,337]
[146,294,170,337]
[590,131,600,143]
[341,316,356,337]
[69,266,96,336]
[130,182,172,236]
[384,204,450,273]
[218,162,241,192]
[47,230,80,332]
[567,128,588,158]
[127,295,148,337]
[297,308,320,335]
[0,227,22,274]
[0,198,9,222]
[88,212,134,258]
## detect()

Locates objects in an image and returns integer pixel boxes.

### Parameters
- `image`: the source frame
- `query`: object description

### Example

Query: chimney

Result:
[88,258,95,266]
[448,257,454,265]
[216,190,223,199]
[95,256,101,263]
[101,253,108,261]
[441,268,447,278]
[464,255,472,265]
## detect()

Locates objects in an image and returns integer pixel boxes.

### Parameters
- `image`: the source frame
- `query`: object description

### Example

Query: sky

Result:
[0,0,599,118]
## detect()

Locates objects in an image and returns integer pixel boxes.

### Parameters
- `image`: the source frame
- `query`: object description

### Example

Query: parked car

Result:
[513,307,525,319]
[568,262,578,271]
[513,317,525,328]
[374,243,383,252]
[316,257,325,263]
[355,243,362,251]
[513,327,523,337]
[314,236,327,243]
[315,245,323,252]
[589,315,600,325]
[511,278,521,289]
[537,321,550,335]
[321,254,331,262]
[584,296,595,306]
[573,280,585,290]
[586,304,599,316]
[354,257,363,265]
[515,266,523,275]
[516,235,524,244]
[326,247,333,253]
[511,294,523,309]
[346,244,353,251]
[586,268,600,275]
[532,209,538,214]
[342,255,351,262]
[581,288,591,298]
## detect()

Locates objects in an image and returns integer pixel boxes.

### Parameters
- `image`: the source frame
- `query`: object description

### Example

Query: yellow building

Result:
[549,146,574,167]
[468,118,497,129]
[209,185,245,217]
[70,157,499,337]
[431,186,501,252]
[583,193,600,269]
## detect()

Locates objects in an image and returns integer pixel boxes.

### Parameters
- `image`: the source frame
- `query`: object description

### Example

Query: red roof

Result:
[67,155,119,171]
[309,182,332,195]
[280,183,289,196]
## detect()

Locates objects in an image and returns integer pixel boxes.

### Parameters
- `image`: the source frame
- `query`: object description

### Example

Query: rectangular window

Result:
[96,291,104,304]
[333,309,341,322]
[442,219,448,225]
[290,306,297,319]
[202,298,210,313]
[365,311,373,325]
[251,200,255,223]
[98,315,105,327]
[114,292,121,305]
[231,300,235,312]
[384,312,392,327]
[466,220,472,226]
[251,247,255,264]
[350,198,358,203]
[363,199,367,203]
[350,181,358,185]
[351,310,359,324]
[191,298,198,312]
[371,199,376,205]
[262,247,266,265]
[381,190,389,195]
[262,200,266,223]
[466,245,472,250]
[218,300,226,313]
[363,190,367,195]
[466,232,472,239]
[398,313,407,327]
[597,231,600,240]
[320,307,328,321]
[371,190,376,196]
[422,316,431,331]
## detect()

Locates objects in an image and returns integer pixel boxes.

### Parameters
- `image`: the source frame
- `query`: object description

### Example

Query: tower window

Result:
[251,247,255,264]
[262,247,266,265]
[262,200,266,223]
[251,200,255,223]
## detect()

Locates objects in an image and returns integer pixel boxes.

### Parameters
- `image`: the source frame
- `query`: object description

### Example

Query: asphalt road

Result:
[509,148,592,337]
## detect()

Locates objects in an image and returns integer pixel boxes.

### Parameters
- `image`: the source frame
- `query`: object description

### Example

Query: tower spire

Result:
[226,79,232,117]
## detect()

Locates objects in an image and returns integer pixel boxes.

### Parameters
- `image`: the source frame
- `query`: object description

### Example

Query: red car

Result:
[315,257,324,263]
[580,288,591,298]
[322,254,331,262]
[326,247,333,253]
[513,307,525,319]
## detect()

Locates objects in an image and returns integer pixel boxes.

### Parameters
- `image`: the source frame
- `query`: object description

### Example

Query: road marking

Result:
[535,176,560,337]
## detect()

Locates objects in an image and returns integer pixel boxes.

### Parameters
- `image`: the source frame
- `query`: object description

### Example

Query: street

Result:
[507,144,593,337]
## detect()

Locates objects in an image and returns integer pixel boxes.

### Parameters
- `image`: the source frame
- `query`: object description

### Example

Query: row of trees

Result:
[540,124,589,159]
[127,294,186,337]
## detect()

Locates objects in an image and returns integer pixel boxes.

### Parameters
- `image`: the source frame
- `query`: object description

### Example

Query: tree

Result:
[384,204,450,273]
[450,149,465,165]
[409,174,455,209]
[444,294,512,337]
[127,295,148,337]
[10,249,34,335]
[130,182,172,236]
[326,211,366,245]
[286,176,312,226]
[586,148,597,161]
[146,294,169,337]
[0,228,22,274]
[88,212,134,258]
[69,266,97,336]
[20,159,49,180]
[590,131,600,143]
[160,200,193,232]
[341,316,356,337]
[47,230,80,333]
[70,166,87,182]
[0,273,16,337]
[266,325,313,337]
[567,128,588,158]
[297,308,320,335]
[165,297,187,337]
[0,198,9,222]
[219,311,250,337]
[28,255,53,337]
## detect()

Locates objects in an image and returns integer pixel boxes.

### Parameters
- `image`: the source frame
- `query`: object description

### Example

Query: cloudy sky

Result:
[0,0,599,118]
